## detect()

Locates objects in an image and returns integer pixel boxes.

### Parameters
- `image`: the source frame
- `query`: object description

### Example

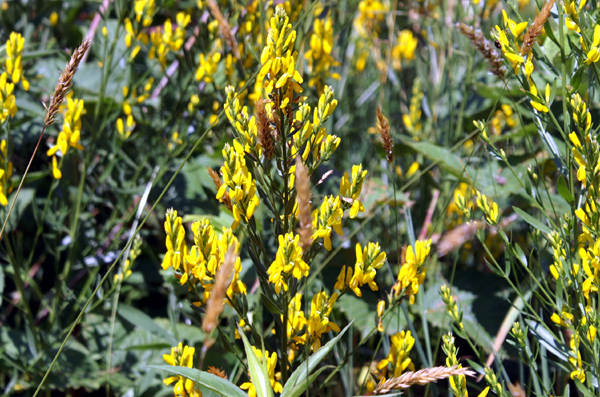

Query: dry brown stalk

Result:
[437,220,484,257]
[205,0,241,60]
[256,98,274,159]
[295,157,313,252]
[456,23,506,78]
[520,0,556,57]
[202,245,237,334]
[373,366,476,394]
[45,38,92,127]
[376,107,394,165]
[207,167,233,211]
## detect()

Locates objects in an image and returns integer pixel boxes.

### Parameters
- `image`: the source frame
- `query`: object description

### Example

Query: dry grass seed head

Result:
[373,366,476,394]
[520,0,556,57]
[376,107,394,165]
[456,23,506,78]
[45,38,92,127]
[256,98,275,159]
[207,167,233,211]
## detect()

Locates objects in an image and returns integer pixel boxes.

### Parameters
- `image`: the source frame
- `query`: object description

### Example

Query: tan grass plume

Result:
[520,0,556,57]
[295,157,313,252]
[207,167,233,211]
[456,23,506,78]
[202,244,238,333]
[256,98,274,159]
[437,220,484,257]
[376,107,394,165]
[373,366,476,394]
[205,0,241,60]
[45,38,92,126]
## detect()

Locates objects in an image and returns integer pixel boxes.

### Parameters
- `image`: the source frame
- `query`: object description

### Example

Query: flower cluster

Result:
[5,32,29,90]
[267,233,309,294]
[240,347,283,396]
[163,343,201,397]
[161,210,246,305]
[0,72,17,125]
[377,330,415,379]
[47,98,85,179]
[393,240,432,304]
[305,17,340,93]
[335,242,387,297]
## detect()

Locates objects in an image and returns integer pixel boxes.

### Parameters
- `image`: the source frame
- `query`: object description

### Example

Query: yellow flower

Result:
[267,233,309,294]
[0,139,13,205]
[224,86,260,156]
[475,190,500,225]
[393,240,432,304]
[116,115,135,140]
[339,164,368,218]
[51,155,62,180]
[586,25,600,64]
[304,291,340,351]
[196,52,221,83]
[217,141,260,230]
[134,0,155,27]
[391,30,417,70]
[348,242,386,296]
[162,209,187,272]
[163,343,200,397]
[49,12,59,27]
[312,195,344,251]
[0,72,17,124]
[46,98,85,157]
[502,10,528,37]
[305,17,340,93]
[5,32,29,90]
[240,347,283,396]
[377,331,415,379]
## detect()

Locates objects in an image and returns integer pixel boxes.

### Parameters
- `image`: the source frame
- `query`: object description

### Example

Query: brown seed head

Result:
[520,0,556,57]
[45,38,92,127]
[202,244,238,334]
[256,98,274,159]
[376,107,394,165]
[373,366,476,394]
[456,23,506,78]
[295,157,313,252]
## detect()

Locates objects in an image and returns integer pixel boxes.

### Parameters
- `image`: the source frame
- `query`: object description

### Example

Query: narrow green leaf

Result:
[117,304,177,345]
[238,325,274,397]
[525,320,569,361]
[149,365,248,397]
[261,293,284,315]
[284,366,333,397]
[512,206,552,235]
[574,379,595,397]
[556,176,574,205]
[512,243,528,268]
[281,321,353,397]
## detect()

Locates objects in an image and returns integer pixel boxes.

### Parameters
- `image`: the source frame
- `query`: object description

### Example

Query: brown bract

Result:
[202,245,237,334]
[256,98,275,159]
[207,167,233,211]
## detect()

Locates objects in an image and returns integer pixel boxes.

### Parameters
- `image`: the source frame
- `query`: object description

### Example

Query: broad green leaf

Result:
[149,365,248,397]
[238,325,274,397]
[556,176,574,205]
[281,321,353,397]
[117,304,178,345]
[512,206,552,235]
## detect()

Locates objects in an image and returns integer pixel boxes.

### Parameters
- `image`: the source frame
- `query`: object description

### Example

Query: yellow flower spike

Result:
[267,233,309,294]
[0,73,17,124]
[304,291,340,351]
[240,348,283,395]
[6,32,28,89]
[377,331,415,378]
[586,25,600,64]
[163,343,200,397]
[502,10,528,37]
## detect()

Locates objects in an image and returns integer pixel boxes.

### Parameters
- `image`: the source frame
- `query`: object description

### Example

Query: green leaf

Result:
[525,320,569,361]
[238,324,274,397]
[283,366,333,397]
[117,304,178,345]
[281,321,353,397]
[512,206,552,235]
[556,176,574,205]
[574,379,595,397]
[261,293,284,315]
[149,365,248,397]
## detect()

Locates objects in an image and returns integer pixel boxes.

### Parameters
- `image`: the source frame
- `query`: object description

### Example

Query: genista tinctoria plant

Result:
[155,6,440,397]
